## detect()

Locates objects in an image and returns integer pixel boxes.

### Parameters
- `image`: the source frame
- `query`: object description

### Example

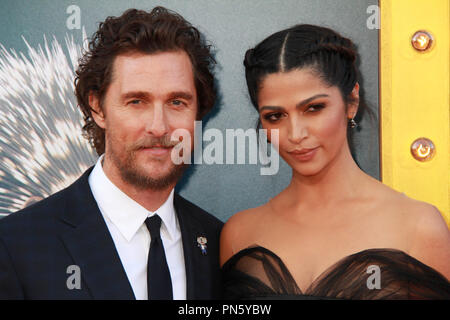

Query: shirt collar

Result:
[88,155,177,242]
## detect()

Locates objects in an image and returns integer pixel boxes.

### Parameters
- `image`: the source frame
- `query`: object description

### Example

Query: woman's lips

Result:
[288,147,319,162]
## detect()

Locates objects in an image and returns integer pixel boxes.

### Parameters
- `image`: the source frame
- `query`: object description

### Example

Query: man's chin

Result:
[119,163,189,191]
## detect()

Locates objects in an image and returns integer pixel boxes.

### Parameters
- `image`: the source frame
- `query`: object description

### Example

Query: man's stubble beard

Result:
[107,137,189,191]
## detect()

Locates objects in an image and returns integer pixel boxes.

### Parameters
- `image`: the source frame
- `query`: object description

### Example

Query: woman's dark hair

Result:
[75,7,216,155]
[244,24,370,150]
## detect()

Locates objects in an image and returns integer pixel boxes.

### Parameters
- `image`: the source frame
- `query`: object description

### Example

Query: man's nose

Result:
[145,104,169,137]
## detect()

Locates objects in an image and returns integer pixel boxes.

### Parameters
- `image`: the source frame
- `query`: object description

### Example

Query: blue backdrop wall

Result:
[0,0,379,221]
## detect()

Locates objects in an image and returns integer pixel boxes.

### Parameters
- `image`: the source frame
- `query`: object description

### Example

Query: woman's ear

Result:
[89,92,106,129]
[347,82,360,119]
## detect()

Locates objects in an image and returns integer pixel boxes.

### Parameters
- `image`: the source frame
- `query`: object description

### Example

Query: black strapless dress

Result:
[222,246,450,299]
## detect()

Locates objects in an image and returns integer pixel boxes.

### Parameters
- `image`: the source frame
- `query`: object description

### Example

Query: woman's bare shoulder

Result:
[227,204,270,225]
[378,186,445,226]
[219,204,271,266]
[374,185,450,278]
[369,181,437,221]
[408,199,450,278]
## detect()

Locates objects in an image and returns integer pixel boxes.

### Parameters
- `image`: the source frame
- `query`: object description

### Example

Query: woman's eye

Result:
[306,104,324,112]
[263,113,283,122]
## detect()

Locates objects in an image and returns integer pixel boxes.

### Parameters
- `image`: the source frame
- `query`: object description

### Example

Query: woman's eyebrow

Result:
[296,94,329,108]
[259,94,329,112]
[259,105,284,112]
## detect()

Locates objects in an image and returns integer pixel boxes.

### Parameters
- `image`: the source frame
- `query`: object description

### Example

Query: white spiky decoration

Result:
[0,29,97,216]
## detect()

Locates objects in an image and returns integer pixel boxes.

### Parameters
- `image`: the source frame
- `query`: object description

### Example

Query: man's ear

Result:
[347,82,360,119]
[89,92,106,129]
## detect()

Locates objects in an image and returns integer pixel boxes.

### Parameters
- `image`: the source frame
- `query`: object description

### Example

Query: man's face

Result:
[91,50,198,190]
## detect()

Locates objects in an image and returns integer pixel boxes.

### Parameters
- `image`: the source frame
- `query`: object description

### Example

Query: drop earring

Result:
[349,117,357,129]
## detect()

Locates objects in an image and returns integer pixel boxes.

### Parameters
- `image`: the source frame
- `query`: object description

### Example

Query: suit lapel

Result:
[174,194,211,299]
[58,168,135,300]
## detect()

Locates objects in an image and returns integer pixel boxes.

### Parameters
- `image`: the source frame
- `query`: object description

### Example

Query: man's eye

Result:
[171,99,185,106]
[129,99,141,105]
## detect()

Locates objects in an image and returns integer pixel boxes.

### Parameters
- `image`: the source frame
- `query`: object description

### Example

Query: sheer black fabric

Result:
[222,246,450,300]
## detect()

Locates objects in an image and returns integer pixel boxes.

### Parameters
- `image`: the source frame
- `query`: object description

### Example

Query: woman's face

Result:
[257,68,358,177]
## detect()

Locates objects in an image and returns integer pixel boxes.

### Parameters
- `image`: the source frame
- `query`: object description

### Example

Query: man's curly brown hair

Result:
[74,7,217,155]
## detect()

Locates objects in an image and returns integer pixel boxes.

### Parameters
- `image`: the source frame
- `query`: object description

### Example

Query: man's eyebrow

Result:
[121,91,152,101]
[167,91,194,101]
[120,91,195,102]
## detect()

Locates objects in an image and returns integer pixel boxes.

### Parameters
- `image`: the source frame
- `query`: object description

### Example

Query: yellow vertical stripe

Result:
[380,0,450,225]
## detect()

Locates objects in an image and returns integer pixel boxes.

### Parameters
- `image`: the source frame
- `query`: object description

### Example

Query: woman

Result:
[220,24,450,299]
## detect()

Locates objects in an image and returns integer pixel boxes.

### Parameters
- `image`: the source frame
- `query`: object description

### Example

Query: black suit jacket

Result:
[0,168,223,299]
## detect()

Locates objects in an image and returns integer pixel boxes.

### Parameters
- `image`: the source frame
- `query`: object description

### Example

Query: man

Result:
[0,7,223,299]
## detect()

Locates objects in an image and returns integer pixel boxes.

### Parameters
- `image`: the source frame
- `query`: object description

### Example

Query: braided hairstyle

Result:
[244,24,359,108]
[244,24,364,148]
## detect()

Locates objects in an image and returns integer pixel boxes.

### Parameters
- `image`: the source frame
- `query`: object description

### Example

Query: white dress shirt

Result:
[88,155,186,300]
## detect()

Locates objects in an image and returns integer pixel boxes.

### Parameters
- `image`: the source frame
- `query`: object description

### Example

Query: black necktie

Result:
[145,214,173,300]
